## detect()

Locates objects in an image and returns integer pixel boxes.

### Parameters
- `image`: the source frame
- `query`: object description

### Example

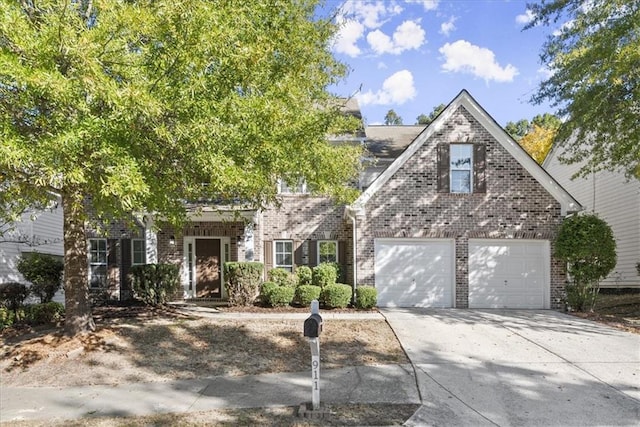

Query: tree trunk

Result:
[62,190,95,335]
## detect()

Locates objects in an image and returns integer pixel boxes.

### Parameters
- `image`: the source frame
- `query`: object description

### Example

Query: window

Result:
[278,178,307,194]
[89,239,107,288]
[274,240,293,272]
[438,143,486,194]
[318,240,338,264]
[450,144,473,193]
[132,239,146,265]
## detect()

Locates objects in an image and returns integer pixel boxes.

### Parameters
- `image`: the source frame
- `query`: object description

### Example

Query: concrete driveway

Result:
[382,309,640,427]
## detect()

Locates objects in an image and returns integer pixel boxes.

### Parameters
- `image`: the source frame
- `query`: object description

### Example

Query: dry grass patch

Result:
[1,309,408,387]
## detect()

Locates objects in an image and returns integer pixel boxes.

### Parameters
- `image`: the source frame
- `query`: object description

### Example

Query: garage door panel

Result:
[375,239,454,308]
[469,240,549,309]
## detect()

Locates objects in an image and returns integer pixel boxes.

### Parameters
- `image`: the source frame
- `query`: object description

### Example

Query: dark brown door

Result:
[196,239,221,298]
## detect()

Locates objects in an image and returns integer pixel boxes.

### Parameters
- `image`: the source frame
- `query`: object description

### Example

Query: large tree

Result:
[0,0,362,335]
[526,0,640,178]
[384,109,403,125]
[416,104,445,126]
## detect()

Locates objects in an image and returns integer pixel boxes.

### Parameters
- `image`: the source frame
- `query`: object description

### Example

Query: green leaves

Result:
[526,0,640,179]
[1,0,362,221]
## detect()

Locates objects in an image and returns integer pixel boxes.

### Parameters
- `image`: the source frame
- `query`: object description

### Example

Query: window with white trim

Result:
[277,178,307,194]
[89,238,107,288]
[274,240,293,272]
[318,240,338,264]
[450,144,473,193]
[132,239,146,265]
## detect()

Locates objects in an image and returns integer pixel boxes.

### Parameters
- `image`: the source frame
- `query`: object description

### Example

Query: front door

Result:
[196,239,221,298]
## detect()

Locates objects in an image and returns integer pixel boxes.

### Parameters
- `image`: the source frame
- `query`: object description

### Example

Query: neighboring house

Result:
[543,145,640,289]
[88,90,582,309]
[0,201,65,303]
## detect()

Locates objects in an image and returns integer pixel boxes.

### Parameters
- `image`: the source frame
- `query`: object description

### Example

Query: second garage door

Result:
[469,239,549,309]
[375,239,455,308]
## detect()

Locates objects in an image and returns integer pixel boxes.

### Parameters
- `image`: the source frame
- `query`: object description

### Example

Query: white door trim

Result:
[182,236,230,299]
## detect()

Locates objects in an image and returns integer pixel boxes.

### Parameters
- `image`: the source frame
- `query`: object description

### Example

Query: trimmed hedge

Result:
[320,283,352,309]
[295,266,313,286]
[265,285,295,307]
[267,268,298,287]
[260,281,278,305]
[224,262,264,306]
[312,263,338,288]
[0,307,15,329]
[130,264,181,306]
[355,286,377,309]
[295,285,322,307]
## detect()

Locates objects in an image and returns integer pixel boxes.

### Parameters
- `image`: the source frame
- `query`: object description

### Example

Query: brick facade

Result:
[355,105,566,308]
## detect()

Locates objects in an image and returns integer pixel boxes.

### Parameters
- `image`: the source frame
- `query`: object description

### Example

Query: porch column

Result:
[145,215,158,264]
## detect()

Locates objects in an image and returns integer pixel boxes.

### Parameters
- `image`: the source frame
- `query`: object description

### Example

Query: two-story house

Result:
[88,90,582,309]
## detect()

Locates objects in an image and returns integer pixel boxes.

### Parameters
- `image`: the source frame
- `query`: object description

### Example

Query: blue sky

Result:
[326,0,556,126]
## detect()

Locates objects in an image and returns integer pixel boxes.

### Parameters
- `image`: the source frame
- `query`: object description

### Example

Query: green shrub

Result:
[295,285,321,307]
[224,262,263,306]
[260,281,278,305]
[312,263,338,288]
[320,283,352,309]
[555,213,617,312]
[130,264,181,306]
[355,286,377,309]
[0,307,15,329]
[0,282,30,318]
[295,266,313,286]
[267,268,298,287]
[25,302,65,325]
[17,253,64,303]
[265,286,295,307]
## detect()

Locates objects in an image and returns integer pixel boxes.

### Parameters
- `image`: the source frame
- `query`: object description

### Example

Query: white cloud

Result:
[537,66,553,79]
[340,0,403,29]
[358,70,416,105]
[439,40,519,83]
[515,9,535,25]
[377,61,388,69]
[367,20,426,55]
[439,16,457,36]
[406,0,439,11]
[333,19,365,57]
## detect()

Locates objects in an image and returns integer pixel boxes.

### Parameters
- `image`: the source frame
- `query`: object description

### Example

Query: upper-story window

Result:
[132,239,146,265]
[278,178,307,194]
[450,144,473,193]
[89,238,107,288]
[437,143,486,194]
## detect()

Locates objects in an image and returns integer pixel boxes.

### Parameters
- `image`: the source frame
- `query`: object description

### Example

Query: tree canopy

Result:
[384,109,403,125]
[416,104,445,126]
[526,0,640,179]
[0,0,362,335]
[506,113,561,163]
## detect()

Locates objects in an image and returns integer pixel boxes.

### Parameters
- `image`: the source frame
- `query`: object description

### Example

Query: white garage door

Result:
[375,239,455,308]
[469,239,549,309]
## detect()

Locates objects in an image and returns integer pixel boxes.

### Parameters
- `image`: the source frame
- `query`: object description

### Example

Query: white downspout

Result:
[346,207,359,304]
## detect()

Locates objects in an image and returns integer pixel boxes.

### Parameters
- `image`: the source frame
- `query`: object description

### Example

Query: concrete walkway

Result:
[1,364,419,422]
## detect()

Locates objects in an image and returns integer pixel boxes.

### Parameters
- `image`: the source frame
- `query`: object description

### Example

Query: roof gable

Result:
[349,89,582,216]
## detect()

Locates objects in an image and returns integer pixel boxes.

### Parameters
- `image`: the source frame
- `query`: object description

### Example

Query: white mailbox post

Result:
[303,300,323,410]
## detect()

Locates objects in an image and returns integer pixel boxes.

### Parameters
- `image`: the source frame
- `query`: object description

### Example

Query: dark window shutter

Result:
[437,143,450,193]
[473,144,486,193]
[263,240,273,275]
[120,239,132,292]
[107,239,118,267]
[338,241,347,283]
[294,240,302,270]
[309,240,318,267]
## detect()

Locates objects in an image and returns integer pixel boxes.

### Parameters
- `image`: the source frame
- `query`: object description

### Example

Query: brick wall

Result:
[260,196,353,283]
[356,106,566,308]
